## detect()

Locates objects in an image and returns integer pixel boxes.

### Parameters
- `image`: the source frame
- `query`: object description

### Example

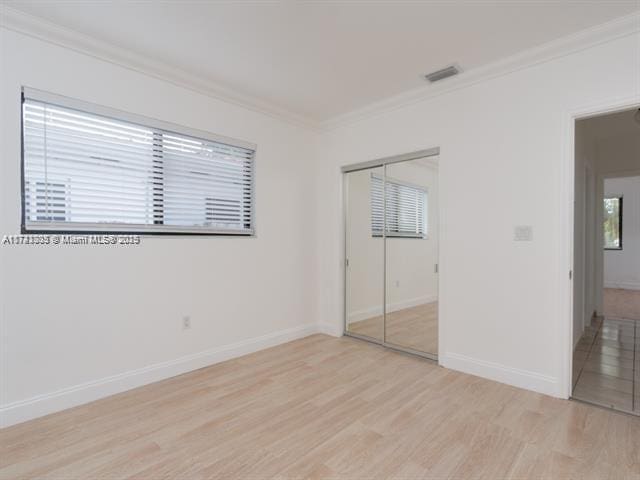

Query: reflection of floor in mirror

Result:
[347,302,438,355]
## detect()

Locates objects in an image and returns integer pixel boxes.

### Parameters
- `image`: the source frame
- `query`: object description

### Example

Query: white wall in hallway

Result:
[573,121,598,346]
[604,176,640,290]
[597,132,640,176]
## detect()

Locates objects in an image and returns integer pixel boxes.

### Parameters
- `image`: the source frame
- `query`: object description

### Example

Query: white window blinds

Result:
[22,90,256,235]
[371,174,426,238]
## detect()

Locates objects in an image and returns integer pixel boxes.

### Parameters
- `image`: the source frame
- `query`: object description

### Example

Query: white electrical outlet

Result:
[182,315,191,330]
[395,280,400,287]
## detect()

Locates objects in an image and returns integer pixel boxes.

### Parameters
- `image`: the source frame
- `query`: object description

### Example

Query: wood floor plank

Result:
[1,334,639,479]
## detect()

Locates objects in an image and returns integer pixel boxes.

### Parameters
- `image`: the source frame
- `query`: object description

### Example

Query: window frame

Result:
[370,173,427,239]
[603,195,623,251]
[20,88,257,237]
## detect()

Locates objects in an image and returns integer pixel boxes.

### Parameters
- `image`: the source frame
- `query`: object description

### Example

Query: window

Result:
[21,89,256,235]
[603,196,622,250]
[30,181,68,221]
[371,174,426,238]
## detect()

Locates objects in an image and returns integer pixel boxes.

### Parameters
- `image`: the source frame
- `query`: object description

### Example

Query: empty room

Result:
[0,1,639,479]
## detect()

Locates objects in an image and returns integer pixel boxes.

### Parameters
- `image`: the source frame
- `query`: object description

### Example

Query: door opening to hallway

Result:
[572,107,640,415]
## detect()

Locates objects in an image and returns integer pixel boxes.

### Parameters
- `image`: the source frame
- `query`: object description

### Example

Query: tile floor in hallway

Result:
[573,315,639,415]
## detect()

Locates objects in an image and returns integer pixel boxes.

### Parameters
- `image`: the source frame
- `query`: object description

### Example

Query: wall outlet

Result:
[182,315,191,330]
[395,280,400,287]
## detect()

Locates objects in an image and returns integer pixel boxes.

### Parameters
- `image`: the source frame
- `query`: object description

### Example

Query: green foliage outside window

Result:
[603,197,622,250]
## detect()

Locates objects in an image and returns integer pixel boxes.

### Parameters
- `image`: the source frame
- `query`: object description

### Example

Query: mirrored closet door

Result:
[343,149,439,360]
[384,158,439,358]
[344,166,385,343]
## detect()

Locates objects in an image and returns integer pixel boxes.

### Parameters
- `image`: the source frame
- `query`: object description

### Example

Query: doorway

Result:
[342,148,440,360]
[571,106,640,415]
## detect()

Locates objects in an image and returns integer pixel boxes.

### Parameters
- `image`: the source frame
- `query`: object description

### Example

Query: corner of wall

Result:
[440,352,563,399]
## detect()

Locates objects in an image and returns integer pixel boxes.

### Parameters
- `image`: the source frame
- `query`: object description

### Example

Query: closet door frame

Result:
[341,147,440,360]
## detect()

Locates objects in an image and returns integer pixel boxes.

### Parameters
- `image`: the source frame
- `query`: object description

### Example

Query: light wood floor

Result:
[347,302,438,354]
[604,288,640,320]
[2,334,640,479]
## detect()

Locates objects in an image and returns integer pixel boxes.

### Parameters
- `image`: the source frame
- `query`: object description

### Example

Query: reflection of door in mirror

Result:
[344,166,384,342]
[384,158,439,357]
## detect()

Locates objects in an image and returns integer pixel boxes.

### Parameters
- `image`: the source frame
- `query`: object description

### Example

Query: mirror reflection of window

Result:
[370,174,427,238]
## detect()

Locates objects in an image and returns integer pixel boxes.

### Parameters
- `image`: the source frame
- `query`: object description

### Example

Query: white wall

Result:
[314,31,640,398]
[597,131,640,175]
[596,130,640,298]
[345,161,439,322]
[573,121,598,346]
[604,176,640,290]
[0,28,320,426]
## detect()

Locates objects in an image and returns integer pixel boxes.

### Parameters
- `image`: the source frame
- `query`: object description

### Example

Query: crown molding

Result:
[0,5,320,131]
[321,11,640,131]
[1,6,638,133]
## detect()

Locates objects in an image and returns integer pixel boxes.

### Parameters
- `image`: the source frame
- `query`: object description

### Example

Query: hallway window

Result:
[603,196,622,250]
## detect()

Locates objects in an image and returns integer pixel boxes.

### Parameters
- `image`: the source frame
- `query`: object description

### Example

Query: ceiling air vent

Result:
[424,65,460,83]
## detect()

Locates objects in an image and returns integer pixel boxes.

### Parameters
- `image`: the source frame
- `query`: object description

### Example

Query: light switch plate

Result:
[514,225,533,241]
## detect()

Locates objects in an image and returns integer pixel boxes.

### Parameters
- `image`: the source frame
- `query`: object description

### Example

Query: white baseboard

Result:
[0,323,321,428]
[317,322,343,337]
[440,352,561,398]
[347,295,437,323]
[604,281,640,291]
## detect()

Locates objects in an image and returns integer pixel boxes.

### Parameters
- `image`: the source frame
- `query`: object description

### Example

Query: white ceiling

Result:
[4,1,639,123]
